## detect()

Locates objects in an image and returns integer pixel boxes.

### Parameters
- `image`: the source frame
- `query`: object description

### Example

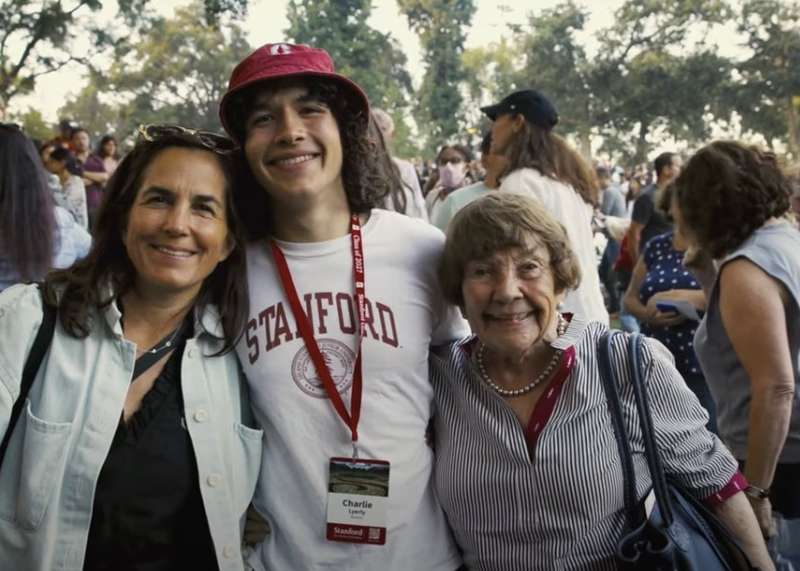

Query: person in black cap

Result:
[481,88,609,325]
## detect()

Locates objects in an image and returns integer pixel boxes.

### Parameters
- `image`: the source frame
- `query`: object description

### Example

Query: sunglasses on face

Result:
[137,124,238,155]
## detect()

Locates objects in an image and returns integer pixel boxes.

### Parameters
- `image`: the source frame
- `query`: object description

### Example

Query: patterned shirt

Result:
[638,232,702,377]
[431,317,742,571]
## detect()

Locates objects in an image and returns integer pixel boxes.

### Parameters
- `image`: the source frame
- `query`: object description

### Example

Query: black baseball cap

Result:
[480,89,559,131]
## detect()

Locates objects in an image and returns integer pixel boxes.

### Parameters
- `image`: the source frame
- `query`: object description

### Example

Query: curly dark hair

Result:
[43,132,249,355]
[229,78,391,239]
[675,141,792,259]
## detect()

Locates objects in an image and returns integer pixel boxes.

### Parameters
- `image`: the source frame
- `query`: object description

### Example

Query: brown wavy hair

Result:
[502,121,598,206]
[43,133,249,355]
[439,192,581,309]
[229,79,391,239]
[675,140,792,259]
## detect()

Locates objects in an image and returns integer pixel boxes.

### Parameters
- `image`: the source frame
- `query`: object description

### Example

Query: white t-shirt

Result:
[238,209,466,571]
[499,168,610,324]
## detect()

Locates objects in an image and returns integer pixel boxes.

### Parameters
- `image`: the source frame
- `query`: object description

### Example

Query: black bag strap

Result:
[0,291,57,467]
[597,330,646,528]
[625,333,676,526]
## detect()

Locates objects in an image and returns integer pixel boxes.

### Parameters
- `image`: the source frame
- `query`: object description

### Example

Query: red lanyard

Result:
[270,214,366,449]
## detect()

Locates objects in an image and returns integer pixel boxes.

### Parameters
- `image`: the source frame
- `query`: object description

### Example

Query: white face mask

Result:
[438,162,467,189]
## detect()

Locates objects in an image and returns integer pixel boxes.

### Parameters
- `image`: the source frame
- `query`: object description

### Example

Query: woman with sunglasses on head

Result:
[0,124,91,293]
[0,125,261,571]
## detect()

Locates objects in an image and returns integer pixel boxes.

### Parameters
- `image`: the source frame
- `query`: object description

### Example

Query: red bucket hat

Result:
[219,43,370,141]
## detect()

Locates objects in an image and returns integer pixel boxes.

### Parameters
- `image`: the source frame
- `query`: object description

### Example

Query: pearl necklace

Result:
[476,315,568,397]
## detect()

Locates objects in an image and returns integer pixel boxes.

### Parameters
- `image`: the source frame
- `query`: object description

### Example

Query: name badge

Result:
[326,457,390,545]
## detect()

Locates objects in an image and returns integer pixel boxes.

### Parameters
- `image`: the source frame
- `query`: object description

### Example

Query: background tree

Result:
[0,0,102,118]
[398,0,476,154]
[512,2,595,156]
[286,0,416,156]
[590,0,734,162]
[736,0,800,157]
[56,1,252,139]
[57,78,128,142]
[0,0,248,120]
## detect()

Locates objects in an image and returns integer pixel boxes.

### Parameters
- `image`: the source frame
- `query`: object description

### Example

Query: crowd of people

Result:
[0,40,799,571]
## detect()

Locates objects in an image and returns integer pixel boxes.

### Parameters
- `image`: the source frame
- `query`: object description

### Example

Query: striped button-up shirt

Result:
[431,318,741,571]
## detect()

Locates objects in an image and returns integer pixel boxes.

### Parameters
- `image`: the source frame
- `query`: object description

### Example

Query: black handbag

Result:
[597,330,757,570]
[0,292,57,469]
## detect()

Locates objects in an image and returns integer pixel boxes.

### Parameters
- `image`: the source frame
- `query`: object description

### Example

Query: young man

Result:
[219,43,466,571]
[626,151,682,261]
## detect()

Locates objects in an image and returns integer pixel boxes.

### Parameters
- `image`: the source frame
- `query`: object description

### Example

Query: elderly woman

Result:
[431,192,771,570]
[675,141,800,539]
[0,125,261,570]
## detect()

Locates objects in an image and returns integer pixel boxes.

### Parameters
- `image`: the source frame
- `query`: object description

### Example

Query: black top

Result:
[632,185,673,251]
[83,337,219,571]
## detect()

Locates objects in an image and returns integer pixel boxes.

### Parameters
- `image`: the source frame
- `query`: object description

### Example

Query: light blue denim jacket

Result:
[0,284,262,571]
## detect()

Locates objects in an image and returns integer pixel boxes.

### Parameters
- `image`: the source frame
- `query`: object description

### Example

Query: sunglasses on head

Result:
[137,124,237,155]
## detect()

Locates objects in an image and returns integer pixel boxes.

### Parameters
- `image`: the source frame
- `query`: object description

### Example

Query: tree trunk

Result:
[787,95,799,160]
[634,121,649,165]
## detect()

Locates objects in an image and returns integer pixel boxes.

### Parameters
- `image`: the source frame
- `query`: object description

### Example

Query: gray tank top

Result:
[694,221,800,461]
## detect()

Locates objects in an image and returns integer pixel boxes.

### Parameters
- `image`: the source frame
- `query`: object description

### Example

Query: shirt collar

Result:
[100,283,224,340]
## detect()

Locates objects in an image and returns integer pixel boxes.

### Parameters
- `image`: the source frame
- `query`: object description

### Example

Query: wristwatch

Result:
[744,484,770,500]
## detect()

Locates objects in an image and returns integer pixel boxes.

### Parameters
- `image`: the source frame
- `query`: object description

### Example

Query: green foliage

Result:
[286,0,416,153]
[112,2,250,133]
[592,0,735,161]
[11,107,52,142]
[736,0,800,155]
[0,0,249,119]
[513,3,594,155]
[56,1,252,139]
[398,0,476,155]
[57,78,127,142]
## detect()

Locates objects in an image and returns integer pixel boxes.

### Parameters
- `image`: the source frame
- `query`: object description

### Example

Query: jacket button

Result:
[187,348,196,358]
[207,474,222,487]
[223,545,236,558]
[193,409,208,423]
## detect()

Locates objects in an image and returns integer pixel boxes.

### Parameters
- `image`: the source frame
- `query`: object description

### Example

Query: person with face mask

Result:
[424,144,473,222]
